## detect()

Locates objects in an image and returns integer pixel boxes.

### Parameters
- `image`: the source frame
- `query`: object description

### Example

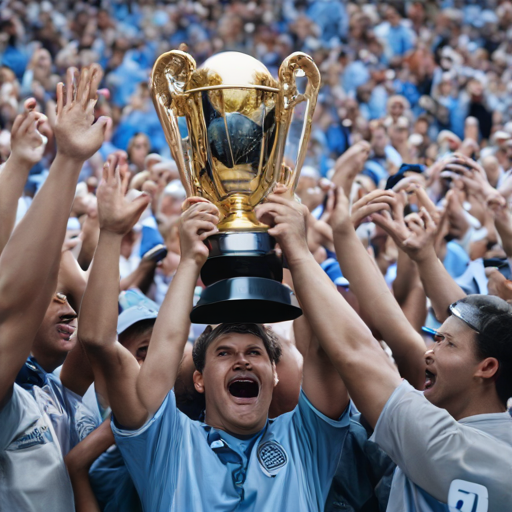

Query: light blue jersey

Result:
[113,389,350,512]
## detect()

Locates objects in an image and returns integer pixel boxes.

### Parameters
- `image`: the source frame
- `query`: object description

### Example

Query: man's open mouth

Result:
[424,369,436,390]
[228,378,259,399]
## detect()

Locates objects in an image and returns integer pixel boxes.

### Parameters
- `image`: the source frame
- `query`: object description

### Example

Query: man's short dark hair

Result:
[452,295,512,406]
[192,323,282,373]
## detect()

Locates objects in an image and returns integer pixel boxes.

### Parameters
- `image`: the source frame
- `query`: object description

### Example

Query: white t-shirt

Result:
[372,380,512,511]
[0,384,75,512]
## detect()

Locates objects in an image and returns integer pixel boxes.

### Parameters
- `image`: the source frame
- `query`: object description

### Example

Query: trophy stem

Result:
[217,194,268,232]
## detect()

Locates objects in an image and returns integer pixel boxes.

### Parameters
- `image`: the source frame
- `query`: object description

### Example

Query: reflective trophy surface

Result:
[150,50,320,323]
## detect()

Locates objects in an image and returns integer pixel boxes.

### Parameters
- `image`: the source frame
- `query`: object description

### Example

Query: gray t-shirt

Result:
[372,380,512,512]
[0,384,75,512]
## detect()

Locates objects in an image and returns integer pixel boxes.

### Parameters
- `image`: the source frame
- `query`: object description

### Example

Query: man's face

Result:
[371,128,388,154]
[423,316,482,418]
[120,325,153,365]
[389,101,404,119]
[194,333,277,435]
[32,294,78,369]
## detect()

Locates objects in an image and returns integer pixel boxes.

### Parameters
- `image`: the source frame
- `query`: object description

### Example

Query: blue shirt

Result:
[113,389,350,511]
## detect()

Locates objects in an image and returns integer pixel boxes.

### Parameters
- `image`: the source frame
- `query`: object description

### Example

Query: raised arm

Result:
[65,419,115,512]
[328,189,427,389]
[0,99,46,255]
[393,249,427,333]
[78,153,151,429]
[488,195,512,259]
[255,193,399,427]
[0,65,109,407]
[136,198,219,416]
[293,313,349,419]
[371,187,466,322]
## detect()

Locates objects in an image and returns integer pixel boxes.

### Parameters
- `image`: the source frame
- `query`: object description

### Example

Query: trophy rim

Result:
[185,84,280,94]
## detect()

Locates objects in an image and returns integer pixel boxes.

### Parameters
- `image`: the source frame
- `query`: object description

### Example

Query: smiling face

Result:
[193,333,277,435]
[423,316,488,418]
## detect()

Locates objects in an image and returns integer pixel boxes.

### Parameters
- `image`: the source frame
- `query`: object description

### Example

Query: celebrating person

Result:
[76,154,352,512]
[255,188,512,511]
[0,65,110,511]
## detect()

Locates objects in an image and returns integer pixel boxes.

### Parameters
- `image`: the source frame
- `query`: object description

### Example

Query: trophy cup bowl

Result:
[150,50,320,324]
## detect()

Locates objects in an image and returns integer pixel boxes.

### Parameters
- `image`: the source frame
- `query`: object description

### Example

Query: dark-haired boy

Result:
[78,162,351,511]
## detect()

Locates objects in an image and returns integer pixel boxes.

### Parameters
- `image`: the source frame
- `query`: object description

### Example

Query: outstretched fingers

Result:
[105,153,120,184]
[353,202,391,225]
[76,67,90,108]
[65,67,77,107]
[352,188,394,210]
[412,186,437,218]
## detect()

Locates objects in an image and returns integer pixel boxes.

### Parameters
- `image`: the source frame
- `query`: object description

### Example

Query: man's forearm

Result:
[288,251,401,427]
[334,227,426,388]
[0,153,82,309]
[414,246,466,322]
[137,259,201,414]
[495,216,512,258]
[78,230,121,350]
[65,419,114,512]
[0,156,33,255]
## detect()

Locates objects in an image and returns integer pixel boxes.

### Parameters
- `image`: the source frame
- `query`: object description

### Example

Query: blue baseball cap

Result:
[117,289,159,335]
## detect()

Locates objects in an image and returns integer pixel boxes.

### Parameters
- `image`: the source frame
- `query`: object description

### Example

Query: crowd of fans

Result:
[1,1,512,511]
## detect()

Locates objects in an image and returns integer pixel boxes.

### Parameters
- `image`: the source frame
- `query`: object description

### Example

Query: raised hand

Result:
[330,141,371,196]
[443,154,503,205]
[179,198,219,267]
[370,188,440,262]
[10,98,47,166]
[350,189,394,230]
[97,152,151,235]
[53,65,110,162]
[255,189,310,267]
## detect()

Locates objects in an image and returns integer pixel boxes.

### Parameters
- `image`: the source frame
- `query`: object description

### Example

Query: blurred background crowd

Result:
[2,0,512,324]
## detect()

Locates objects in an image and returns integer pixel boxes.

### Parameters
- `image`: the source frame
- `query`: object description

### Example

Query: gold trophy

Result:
[150,50,320,324]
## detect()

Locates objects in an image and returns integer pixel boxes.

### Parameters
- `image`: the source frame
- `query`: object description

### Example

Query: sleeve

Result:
[111,389,184,510]
[372,380,512,503]
[0,385,22,451]
[292,390,350,501]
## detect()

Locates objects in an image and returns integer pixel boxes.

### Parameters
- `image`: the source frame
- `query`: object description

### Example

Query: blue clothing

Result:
[113,389,350,512]
[15,357,99,456]
[342,61,370,95]
[307,0,348,44]
[1,45,29,80]
[442,241,469,279]
[386,25,415,57]
[89,446,142,512]
[325,412,395,512]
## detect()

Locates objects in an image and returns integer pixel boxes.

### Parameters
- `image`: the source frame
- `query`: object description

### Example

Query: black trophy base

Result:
[190,276,302,324]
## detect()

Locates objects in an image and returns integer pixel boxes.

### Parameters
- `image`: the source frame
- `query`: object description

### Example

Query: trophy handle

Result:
[150,50,197,196]
[276,53,320,192]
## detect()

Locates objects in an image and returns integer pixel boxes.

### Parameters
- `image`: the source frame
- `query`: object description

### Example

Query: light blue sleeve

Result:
[111,390,185,511]
[0,385,23,450]
[291,390,351,503]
